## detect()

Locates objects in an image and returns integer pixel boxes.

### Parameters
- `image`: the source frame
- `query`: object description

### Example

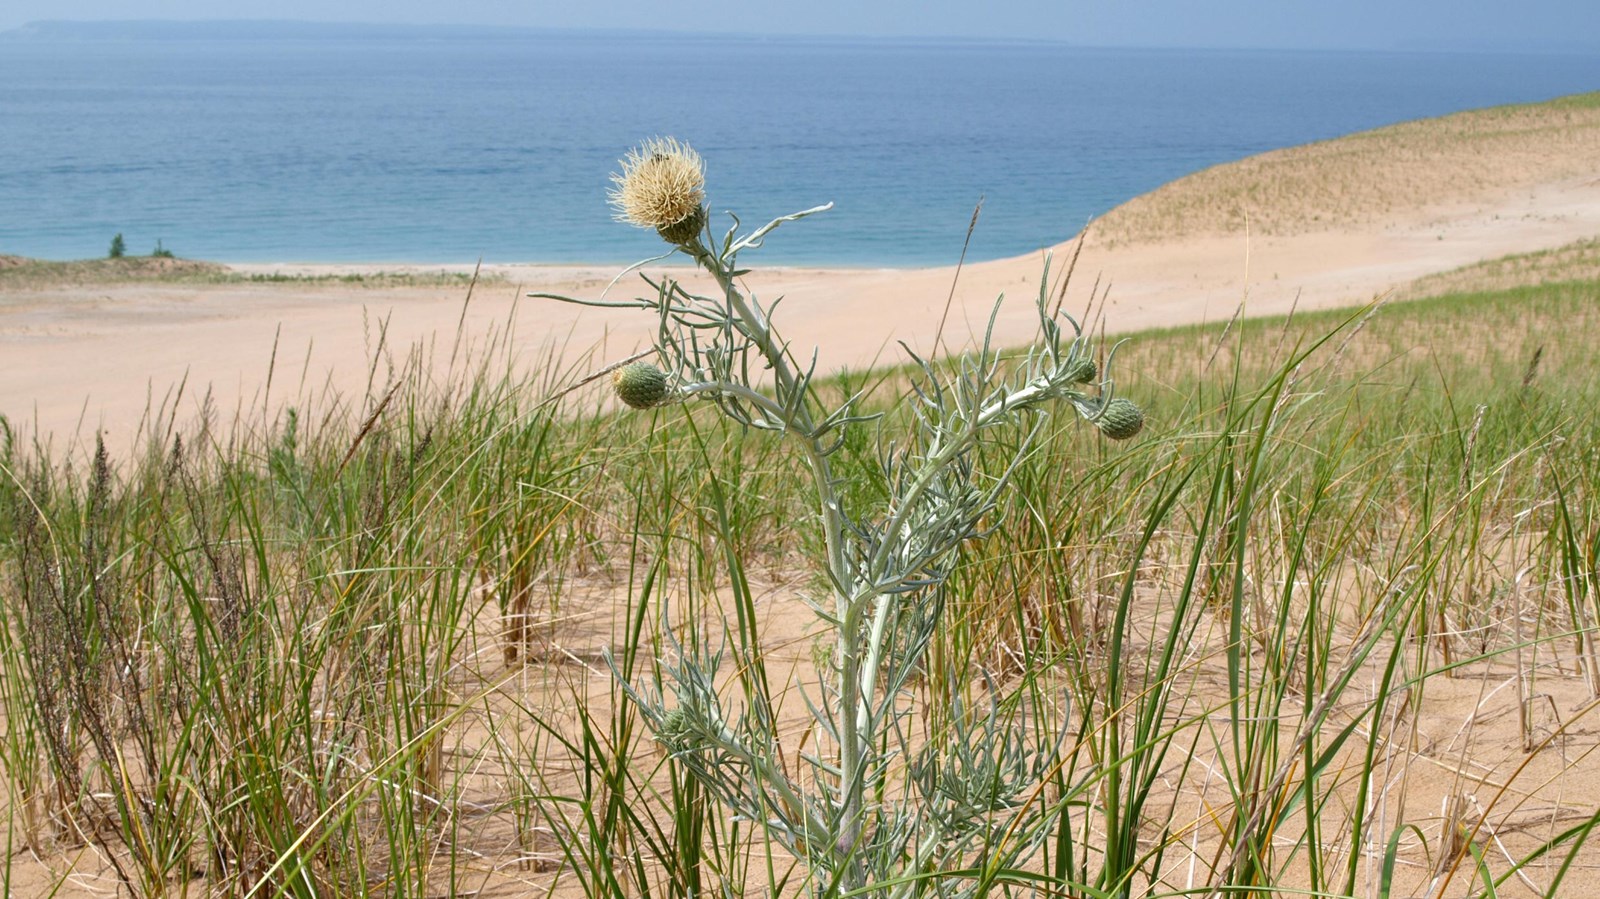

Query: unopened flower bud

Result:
[612,362,671,409]
[1095,398,1145,440]
[1066,356,1097,384]
[657,708,697,754]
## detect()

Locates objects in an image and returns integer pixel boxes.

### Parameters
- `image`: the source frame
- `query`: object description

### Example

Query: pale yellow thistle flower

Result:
[609,137,707,244]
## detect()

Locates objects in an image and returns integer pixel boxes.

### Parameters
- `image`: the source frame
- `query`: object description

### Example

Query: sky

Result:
[1,0,1598,52]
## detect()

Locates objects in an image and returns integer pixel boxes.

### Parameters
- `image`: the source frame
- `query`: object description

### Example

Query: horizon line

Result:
[4,17,1599,57]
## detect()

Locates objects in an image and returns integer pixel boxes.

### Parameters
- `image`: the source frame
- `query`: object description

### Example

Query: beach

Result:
[4,93,1599,443]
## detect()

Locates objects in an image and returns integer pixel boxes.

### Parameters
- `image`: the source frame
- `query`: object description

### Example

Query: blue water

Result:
[2,29,1598,266]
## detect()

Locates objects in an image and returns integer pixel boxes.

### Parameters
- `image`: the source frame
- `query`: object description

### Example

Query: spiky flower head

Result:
[612,361,672,409]
[609,137,707,244]
[1095,397,1145,441]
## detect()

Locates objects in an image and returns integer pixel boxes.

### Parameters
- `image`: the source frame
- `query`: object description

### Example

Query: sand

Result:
[4,174,1597,446]
[1,95,1596,446]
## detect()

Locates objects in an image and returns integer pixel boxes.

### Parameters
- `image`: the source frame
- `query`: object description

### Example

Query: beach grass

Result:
[1395,235,1600,300]
[2,260,1598,897]
[1092,90,1600,245]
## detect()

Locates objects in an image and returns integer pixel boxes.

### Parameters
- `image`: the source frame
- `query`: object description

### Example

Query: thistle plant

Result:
[544,138,1143,899]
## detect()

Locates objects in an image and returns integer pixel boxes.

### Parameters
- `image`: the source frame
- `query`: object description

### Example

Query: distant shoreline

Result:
[6,89,1596,280]
[5,85,1599,287]
[0,255,901,290]
[6,35,1599,267]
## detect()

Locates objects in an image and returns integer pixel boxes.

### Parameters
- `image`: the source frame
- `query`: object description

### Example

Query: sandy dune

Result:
[4,99,1598,446]
[3,95,1600,899]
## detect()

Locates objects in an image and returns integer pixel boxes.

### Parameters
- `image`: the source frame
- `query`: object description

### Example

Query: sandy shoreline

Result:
[5,97,1599,445]
[6,174,1599,447]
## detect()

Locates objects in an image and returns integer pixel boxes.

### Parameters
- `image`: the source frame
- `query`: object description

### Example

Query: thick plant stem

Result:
[684,236,871,877]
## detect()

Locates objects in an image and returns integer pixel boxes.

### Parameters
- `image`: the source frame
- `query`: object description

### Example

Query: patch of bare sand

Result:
[6,165,1599,448]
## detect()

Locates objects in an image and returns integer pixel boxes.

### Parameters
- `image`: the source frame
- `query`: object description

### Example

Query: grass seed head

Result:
[609,137,707,242]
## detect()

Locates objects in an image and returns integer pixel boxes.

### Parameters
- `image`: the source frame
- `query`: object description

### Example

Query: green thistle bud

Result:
[657,708,697,754]
[1065,356,1098,384]
[1095,397,1145,441]
[612,362,671,409]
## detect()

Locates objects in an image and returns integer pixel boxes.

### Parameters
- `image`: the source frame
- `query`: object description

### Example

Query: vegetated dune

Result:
[7,269,1600,899]
[1395,235,1600,299]
[1090,91,1600,246]
[0,255,498,290]
[0,254,227,286]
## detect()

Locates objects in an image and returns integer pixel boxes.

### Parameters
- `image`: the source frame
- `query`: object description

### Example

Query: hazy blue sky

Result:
[2,0,1598,51]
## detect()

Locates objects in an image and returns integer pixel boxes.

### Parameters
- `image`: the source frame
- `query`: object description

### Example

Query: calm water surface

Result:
[2,31,1598,264]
